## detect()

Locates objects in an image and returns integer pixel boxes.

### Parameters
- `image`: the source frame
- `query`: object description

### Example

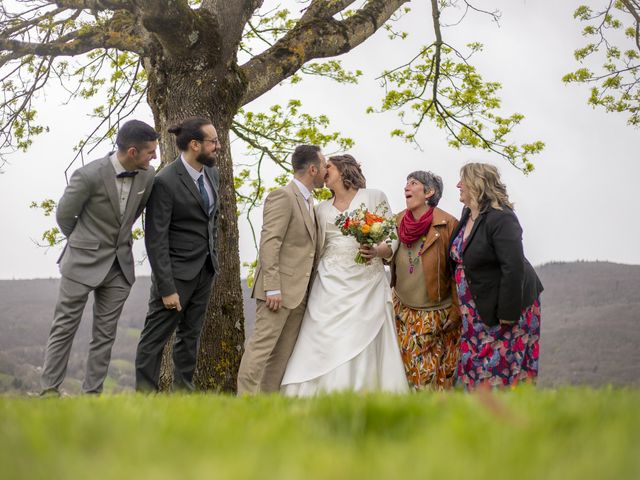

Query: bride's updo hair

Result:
[329,154,366,190]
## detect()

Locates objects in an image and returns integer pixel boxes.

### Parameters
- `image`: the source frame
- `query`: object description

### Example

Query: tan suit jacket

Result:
[251,181,317,309]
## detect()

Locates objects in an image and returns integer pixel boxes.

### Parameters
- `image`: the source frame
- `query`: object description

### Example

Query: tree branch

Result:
[299,0,356,24]
[1,4,146,64]
[131,0,202,57]
[463,1,500,23]
[201,0,264,62]
[1,7,68,38]
[431,0,443,110]
[0,27,144,59]
[55,0,134,10]
[240,0,409,105]
[621,0,640,51]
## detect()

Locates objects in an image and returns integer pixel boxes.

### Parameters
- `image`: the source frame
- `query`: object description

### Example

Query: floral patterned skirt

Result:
[450,227,541,390]
[457,297,541,390]
[393,292,460,391]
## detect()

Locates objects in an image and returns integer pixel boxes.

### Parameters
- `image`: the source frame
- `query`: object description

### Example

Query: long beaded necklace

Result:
[406,236,426,274]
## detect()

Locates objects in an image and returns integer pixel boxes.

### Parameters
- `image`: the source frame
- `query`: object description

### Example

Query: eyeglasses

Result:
[199,138,220,145]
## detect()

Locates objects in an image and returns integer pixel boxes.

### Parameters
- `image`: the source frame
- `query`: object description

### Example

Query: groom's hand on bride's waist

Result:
[265,292,283,311]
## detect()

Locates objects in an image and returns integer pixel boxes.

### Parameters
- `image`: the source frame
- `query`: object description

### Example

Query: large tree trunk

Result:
[144,58,246,393]
[194,127,245,392]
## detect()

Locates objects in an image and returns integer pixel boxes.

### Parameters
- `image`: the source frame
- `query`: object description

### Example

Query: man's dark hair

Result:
[115,120,160,152]
[168,116,213,151]
[291,145,321,173]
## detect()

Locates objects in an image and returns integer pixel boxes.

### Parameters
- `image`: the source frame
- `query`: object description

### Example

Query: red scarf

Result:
[399,208,434,245]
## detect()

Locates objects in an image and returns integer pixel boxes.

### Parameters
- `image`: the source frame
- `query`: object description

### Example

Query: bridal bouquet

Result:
[335,202,397,264]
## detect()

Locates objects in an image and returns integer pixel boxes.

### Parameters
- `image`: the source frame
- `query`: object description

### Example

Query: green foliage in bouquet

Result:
[335,202,397,264]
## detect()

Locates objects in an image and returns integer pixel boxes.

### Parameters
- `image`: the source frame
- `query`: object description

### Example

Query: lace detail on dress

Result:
[318,196,385,272]
[322,240,384,271]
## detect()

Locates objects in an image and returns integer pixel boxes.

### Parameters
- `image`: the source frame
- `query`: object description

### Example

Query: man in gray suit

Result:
[41,120,159,395]
[135,116,220,392]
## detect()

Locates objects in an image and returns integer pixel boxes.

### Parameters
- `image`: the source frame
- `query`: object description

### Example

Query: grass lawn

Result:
[1,387,638,479]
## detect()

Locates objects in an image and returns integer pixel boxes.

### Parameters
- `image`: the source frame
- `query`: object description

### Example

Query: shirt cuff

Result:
[266,290,281,297]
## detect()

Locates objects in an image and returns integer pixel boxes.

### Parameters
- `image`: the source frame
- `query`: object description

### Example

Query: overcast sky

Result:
[0,0,637,280]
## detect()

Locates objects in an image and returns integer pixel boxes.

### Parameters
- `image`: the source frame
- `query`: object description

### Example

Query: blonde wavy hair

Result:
[460,162,514,212]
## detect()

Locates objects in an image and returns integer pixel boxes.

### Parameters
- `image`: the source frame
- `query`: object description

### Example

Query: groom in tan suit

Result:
[237,145,326,394]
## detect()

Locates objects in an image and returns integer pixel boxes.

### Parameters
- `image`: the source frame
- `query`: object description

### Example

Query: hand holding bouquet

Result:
[335,202,397,264]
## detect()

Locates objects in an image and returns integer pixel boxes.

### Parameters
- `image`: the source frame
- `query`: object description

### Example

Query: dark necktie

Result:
[117,171,138,178]
[197,174,210,213]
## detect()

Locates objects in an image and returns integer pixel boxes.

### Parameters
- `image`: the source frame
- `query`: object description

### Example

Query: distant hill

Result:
[0,277,254,394]
[535,261,640,387]
[0,261,638,393]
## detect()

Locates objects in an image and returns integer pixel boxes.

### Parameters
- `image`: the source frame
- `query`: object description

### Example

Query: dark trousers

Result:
[135,263,214,392]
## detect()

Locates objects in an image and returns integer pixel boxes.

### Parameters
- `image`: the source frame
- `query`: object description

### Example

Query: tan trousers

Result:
[237,297,307,394]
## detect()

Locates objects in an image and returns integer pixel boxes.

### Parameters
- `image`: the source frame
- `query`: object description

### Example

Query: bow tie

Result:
[117,171,138,178]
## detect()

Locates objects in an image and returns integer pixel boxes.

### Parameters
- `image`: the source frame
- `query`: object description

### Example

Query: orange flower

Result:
[365,212,383,225]
[361,224,371,234]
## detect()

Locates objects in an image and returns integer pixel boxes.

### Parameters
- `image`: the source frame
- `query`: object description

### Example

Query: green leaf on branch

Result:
[566,1,640,127]
[231,98,355,255]
[376,43,544,172]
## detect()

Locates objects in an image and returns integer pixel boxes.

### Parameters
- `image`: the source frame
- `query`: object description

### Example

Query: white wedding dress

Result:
[281,188,409,396]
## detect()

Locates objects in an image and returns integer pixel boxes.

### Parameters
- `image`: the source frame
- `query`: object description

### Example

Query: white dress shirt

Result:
[110,153,134,217]
[293,178,314,214]
[181,155,214,215]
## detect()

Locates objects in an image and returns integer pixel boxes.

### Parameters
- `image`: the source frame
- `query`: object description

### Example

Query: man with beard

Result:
[135,116,220,392]
[237,145,327,394]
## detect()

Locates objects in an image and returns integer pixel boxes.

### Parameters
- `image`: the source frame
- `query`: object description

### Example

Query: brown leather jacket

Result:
[390,207,461,324]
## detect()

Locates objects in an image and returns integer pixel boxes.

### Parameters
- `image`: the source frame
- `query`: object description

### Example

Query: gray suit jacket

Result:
[56,154,155,287]
[145,156,220,297]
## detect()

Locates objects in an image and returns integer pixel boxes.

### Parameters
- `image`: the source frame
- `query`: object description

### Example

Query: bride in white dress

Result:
[281,154,409,396]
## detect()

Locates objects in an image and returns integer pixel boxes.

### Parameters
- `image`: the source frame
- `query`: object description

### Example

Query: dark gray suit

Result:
[135,156,219,391]
[42,154,155,393]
